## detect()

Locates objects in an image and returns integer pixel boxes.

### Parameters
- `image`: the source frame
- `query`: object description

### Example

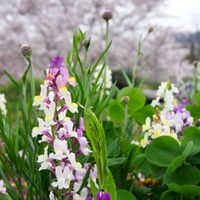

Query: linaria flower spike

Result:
[32,56,96,199]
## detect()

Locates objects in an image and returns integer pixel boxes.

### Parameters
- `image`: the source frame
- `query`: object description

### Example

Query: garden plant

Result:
[0,13,200,200]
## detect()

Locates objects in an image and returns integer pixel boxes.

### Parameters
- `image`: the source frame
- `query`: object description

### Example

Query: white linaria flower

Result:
[131,140,140,146]
[73,180,83,193]
[52,166,74,189]
[73,187,88,200]
[68,153,86,175]
[93,64,112,91]
[78,137,92,155]
[156,81,168,97]
[33,83,48,108]
[68,77,77,87]
[59,86,78,113]
[37,146,52,171]
[49,138,69,160]
[44,102,56,125]
[0,94,7,115]
[32,118,50,138]
[140,133,149,148]
[0,180,6,194]
[142,117,151,132]
[49,191,56,200]
[57,117,77,138]
[151,97,160,108]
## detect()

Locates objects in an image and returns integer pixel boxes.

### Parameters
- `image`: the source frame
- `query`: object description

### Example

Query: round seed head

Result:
[102,11,113,21]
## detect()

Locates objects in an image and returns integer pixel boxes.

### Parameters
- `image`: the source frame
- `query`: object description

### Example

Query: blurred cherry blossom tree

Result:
[0,0,191,83]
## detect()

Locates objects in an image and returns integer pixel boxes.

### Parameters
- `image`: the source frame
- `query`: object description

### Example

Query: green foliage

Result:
[145,136,180,167]
[117,87,145,115]
[133,105,155,124]
[84,109,117,200]
[117,189,137,200]
[107,100,124,123]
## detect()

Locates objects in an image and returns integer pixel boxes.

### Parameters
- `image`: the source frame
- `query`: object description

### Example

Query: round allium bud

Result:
[195,119,200,127]
[148,27,154,33]
[193,60,198,68]
[21,44,32,58]
[102,11,113,21]
[121,96,130,105]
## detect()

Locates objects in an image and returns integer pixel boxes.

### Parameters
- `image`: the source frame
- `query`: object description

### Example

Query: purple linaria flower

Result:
[50,55,64,68]
[96,191,111,200]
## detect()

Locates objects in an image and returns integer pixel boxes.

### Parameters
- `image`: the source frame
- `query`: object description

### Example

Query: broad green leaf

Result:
[181,141,193,159]
[117,87,145,115]
[117,189,137,200]
[135,154,152,177]
[194,92,200,106]
[187,152,200,164]
[107,99,124,123]
[178,185,200,196]
[181,126,200,156]
[185,105,200,120]
[164,165,200,185]
[145,136,180,167]
[133,105,155,124]
[166,155,184,174]
[166,142,193,174]
[160,190,181,200]
[168,183,200,196]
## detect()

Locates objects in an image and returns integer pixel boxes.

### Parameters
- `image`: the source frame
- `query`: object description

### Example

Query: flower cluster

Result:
[32,56,96,199]
[140,81,193,147]
[0,94,7,115]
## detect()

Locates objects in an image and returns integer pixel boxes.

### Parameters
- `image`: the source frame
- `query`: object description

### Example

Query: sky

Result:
[157,0,200,31]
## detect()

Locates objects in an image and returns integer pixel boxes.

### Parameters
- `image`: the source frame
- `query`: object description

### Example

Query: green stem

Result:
[104,20,110,95]
[193,63,198,95]
[124,104,128,136]
[84,48,88,69]
[132,32,149,87]
[29,57,35,100]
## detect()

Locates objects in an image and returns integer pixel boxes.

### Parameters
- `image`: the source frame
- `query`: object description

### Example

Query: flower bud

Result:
[148,27,154,33]
[193,60,198,68]
[121,96,129,105]
[102,11,113,21]
[195,119,200,127]
[21,44,32,58]
[83,38,90,51]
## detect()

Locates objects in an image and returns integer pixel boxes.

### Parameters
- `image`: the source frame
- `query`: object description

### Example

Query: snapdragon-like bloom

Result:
[32,56,96,199]
[0,94,7,115]
[0,180,6,194]
[139,81,193,147]
[96,191,111,200]
[151,81,178,111]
